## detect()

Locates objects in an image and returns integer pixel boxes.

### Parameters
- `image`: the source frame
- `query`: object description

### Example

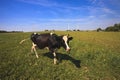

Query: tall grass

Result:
[0,32,120,80]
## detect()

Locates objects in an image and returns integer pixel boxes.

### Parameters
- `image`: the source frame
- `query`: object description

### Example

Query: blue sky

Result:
[0,0,120,31]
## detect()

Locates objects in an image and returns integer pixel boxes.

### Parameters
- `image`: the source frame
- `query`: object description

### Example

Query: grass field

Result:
[0,31,120,80]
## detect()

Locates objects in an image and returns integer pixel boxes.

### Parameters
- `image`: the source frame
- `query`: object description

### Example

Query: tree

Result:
[105,23,120,32]
[114,23,120,31]
[97,28,102,32]
[105,26,114,31]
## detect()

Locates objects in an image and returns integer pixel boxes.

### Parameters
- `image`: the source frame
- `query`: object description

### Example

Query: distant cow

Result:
[31,33,73,64]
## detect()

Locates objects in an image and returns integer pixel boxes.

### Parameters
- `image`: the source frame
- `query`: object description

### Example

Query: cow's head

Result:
[61,35,73,52]
[31,33,39,43]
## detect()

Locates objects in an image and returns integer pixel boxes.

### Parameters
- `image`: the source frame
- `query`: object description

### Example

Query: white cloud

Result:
[90,0,97,4]
[7,0,119,31]
[18,0,58,7]
[102,7,115,14]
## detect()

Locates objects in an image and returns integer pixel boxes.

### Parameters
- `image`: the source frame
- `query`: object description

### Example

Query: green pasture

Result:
[0,31,120,80]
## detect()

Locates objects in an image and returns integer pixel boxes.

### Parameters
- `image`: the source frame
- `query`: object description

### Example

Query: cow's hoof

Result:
[36,56,39,58]
[54,58,57,64]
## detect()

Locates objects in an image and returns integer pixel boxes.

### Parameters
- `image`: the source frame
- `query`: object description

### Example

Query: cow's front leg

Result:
[31,43,39,58]
[53,52,57,64]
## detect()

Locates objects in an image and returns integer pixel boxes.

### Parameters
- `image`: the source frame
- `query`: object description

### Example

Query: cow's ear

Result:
[68,37,73,41]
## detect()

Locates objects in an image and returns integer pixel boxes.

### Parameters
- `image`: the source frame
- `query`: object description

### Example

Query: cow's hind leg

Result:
[53,52,57,64]
[31,43,39,58]
[31,45,34,53]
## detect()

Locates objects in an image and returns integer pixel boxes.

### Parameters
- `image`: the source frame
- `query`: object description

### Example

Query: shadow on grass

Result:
[43,52,81,68]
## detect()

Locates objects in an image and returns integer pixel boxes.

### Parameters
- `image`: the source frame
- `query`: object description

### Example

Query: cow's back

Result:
[31,33,49,48]
[31,33,62,50]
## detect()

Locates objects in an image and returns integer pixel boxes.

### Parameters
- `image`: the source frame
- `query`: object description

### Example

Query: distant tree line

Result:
[0,30,23,33]
[97,23,120,32]
[0,30,7,33]
[33,23,120,32]
[105,23,120,31]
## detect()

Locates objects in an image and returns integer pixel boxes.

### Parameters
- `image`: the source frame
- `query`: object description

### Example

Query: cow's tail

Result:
[19,38,30,44]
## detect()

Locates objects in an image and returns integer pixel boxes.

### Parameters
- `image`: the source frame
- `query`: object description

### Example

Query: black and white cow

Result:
[31,33,73,64]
